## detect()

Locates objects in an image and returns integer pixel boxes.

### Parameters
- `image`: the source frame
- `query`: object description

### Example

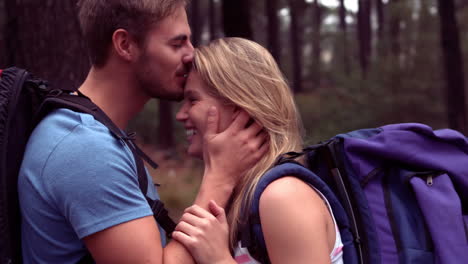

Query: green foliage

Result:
[129,100,186,149]
[128,99,159,145]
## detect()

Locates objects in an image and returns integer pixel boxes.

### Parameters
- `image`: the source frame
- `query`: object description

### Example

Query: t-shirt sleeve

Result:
[41,123,153,239]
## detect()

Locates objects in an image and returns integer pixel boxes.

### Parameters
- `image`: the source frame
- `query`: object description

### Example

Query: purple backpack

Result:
[240,123,468,264]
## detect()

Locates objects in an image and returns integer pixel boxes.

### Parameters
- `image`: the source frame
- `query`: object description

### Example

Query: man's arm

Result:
[83,216,163,263]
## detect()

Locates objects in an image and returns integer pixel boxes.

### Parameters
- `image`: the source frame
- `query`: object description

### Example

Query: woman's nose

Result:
[176,103,188,122]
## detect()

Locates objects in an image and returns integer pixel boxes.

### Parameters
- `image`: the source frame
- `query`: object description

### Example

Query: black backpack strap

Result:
[76,253,94,264]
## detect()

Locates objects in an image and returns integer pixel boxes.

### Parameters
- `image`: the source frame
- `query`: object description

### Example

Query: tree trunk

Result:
[209,0,218,40]
[389,0,401,59]
[289,0,302,93]
[0,0,9,66]
[311,0,322,90]
[357,0,372,77]
[3,0,21,67]
[158,100,175,150]
[222,0,252,38]
[338,0,350,75]
[437,0,467,133]
[189,0,201,46]
[376,0,386,58]
[266,0,280,63]
[9,0,88,89]
[385,0,403,118]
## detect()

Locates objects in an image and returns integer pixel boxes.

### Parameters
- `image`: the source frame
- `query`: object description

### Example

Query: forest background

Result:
[1,0,467,218]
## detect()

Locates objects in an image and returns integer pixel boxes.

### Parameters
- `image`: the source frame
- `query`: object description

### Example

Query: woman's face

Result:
[176,71,236,159]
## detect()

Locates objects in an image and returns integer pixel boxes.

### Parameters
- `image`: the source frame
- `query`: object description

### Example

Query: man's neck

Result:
[78,65,149,129]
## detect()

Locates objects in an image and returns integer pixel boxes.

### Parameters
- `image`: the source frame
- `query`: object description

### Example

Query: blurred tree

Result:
[189,0,201,46]
[385,0,403,119]
[267,0,281,63]
[376,0,385,41]
[456,0,468,9]
[289,0,303,93]
[209,0,218,40]
[4,0,88,89]
[223,0,252,38]
[375,0,386,58]
[388,0,401,64]
[357,0,372,77]
[437,0,467,134]
[158,100,175,150]
[338,0,350,75]
[0,0,10,66]
[310,0,322,90]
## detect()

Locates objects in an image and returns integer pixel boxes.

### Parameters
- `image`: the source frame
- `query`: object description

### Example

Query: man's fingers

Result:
[184,204,215,219]
[208,200,225,220]
[175,221,199,237]
[257,130,269,148]
[180,212,204,226]
[204,106,219,138]
[253,137,270,160]
[172,230,195,248]
[226,110,251,133]
[244,120,264,138]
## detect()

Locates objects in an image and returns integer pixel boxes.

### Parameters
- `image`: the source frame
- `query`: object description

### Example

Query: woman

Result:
[173,38,344,264]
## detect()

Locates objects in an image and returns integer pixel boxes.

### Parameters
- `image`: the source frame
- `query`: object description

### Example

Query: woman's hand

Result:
[172,201,235,264]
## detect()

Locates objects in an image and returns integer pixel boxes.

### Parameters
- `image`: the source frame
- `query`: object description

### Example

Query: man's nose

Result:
[182,42,195,64]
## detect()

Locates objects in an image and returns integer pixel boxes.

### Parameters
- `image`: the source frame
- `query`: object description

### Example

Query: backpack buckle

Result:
[48,89,63,97]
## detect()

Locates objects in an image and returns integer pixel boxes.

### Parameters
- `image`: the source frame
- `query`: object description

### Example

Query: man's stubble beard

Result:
[135,55,183,102]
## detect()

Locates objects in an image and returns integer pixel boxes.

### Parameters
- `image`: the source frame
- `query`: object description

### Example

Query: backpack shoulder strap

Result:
[240,162,354,263]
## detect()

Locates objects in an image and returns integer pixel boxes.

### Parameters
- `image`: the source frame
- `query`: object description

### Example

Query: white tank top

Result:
[233,187,344,264]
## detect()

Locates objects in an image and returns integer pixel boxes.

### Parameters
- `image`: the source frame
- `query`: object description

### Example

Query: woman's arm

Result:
[259,176,335,264]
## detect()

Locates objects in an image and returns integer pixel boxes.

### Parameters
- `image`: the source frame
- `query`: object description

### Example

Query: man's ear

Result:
[112,29,140,62]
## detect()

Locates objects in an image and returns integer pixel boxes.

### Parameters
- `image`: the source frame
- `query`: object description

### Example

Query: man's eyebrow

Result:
[169,34,189,42]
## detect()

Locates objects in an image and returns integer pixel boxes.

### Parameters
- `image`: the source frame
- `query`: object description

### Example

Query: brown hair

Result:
[77,0,189,67]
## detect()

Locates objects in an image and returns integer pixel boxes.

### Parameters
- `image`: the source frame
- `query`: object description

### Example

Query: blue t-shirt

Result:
[18,108,166,264]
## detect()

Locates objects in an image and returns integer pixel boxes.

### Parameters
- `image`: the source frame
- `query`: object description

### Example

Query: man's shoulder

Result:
[32,108,120,149]
[39,108,110,135]
[22,107,138,201]
[24,108,133,173]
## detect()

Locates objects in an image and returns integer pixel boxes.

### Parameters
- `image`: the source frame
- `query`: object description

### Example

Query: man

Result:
[17,0,267,263]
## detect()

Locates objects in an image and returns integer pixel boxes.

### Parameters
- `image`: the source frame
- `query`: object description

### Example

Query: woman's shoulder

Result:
[259,176,325,207]
[257,176,337,263]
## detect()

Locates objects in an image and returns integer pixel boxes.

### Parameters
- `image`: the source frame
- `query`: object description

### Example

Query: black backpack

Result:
[0,67,175,264]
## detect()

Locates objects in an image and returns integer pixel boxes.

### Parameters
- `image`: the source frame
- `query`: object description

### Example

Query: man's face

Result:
[135,6,194,101]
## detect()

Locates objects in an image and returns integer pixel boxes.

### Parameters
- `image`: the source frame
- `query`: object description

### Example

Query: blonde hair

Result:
[193,38,304,250]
